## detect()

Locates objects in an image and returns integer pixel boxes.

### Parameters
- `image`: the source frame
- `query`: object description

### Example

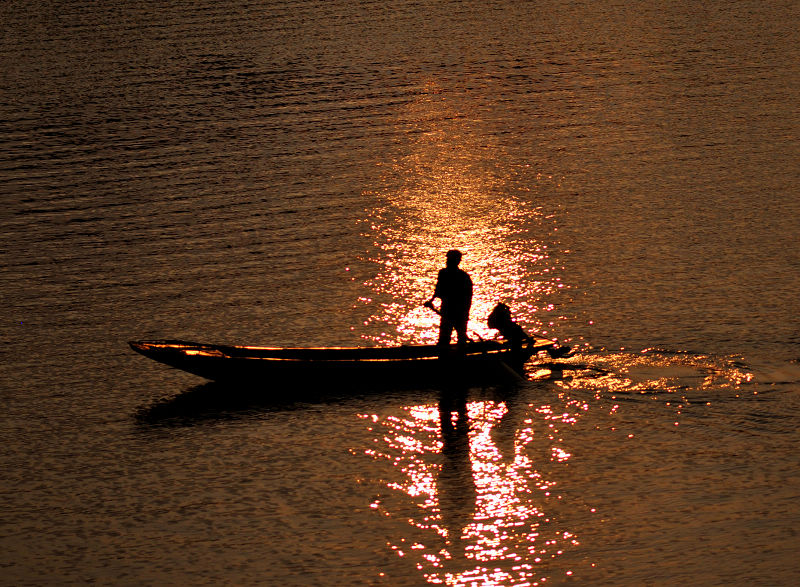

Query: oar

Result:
[545,344,574,359]
[519,329,573,359]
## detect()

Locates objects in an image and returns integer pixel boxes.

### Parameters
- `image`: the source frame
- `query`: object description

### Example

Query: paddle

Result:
[546,344,574,359]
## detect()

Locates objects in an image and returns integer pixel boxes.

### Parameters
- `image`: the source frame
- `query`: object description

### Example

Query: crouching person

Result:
[488,303,572,360]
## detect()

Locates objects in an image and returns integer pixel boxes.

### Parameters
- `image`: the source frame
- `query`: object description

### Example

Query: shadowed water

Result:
[1,0,799,585]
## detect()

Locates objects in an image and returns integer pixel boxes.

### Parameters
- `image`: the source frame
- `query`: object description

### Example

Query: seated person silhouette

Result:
[487,302,528,349]
[488,302,573,359]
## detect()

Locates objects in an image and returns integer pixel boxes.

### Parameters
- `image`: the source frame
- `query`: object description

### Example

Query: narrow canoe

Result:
[129,338,559,388]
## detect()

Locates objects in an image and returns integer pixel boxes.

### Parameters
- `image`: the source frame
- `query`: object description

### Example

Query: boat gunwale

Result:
[129,338,555,362]
[128,338,560,385]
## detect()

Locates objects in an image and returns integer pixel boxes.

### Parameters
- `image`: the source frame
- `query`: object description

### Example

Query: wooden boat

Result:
[129,338,561,388]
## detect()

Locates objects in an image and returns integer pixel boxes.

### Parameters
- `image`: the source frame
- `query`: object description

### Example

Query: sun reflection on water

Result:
[359,394,584,586]
[353,82,587,584]
[553,349,755,399]
[354,343,764,584]
[358,80,567,345]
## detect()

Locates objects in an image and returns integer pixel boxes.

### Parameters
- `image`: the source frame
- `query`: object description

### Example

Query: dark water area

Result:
[2,1,799,584]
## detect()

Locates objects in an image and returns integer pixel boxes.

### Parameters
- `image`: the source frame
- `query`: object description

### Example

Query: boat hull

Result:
[129,339,556,388]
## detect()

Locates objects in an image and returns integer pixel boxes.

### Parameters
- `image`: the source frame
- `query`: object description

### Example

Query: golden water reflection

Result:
[360,394,584,585]
[359,80,567,345]
[356,82,579,583]
[553,349,755,399]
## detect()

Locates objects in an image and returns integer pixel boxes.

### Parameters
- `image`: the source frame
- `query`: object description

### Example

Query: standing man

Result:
[425,249,473,345]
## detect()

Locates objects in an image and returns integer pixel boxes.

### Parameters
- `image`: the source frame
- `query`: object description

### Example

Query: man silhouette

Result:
[425,250,473,345]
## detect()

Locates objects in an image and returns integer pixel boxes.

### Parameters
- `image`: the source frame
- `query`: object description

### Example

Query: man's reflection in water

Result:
[489,388,522,465]
[437,387,476,553]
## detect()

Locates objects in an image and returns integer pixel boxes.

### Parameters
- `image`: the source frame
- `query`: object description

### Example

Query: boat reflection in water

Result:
[360,390,584,585]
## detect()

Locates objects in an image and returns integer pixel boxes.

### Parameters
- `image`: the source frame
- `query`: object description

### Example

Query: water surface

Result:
[1,1,799,584]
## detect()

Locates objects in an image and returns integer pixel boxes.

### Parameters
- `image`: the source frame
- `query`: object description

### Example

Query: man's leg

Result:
[455,319,469,345]
[438,316,453,345]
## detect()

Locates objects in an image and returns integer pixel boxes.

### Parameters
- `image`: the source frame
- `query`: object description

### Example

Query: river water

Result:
[2,1,799,585]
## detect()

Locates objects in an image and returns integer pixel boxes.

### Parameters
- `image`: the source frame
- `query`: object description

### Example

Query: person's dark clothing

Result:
[433,266,473,345]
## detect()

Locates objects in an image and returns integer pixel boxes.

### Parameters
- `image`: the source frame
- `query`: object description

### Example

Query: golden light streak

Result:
[553,349,756,407]
[358,79,567,345]
[359,396,586,586]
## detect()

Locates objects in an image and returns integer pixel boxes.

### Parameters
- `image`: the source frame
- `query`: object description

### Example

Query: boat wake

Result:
[535,347,760,399]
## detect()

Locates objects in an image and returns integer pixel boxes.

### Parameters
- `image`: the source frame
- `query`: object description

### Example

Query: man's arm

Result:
[425,270,443,307]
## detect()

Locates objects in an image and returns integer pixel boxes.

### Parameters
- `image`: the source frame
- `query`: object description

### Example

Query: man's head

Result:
[446,249,462,268]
